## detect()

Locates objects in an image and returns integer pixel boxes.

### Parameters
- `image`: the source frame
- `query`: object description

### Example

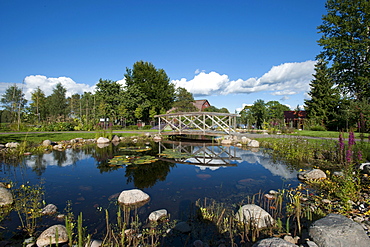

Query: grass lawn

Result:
[0,131,145,144]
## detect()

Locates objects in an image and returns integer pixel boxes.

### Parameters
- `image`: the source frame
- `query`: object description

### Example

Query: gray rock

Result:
[309,213,370,247]
[118,189,150,205]
[5,142,19,148]
[52,144,63,150]
[174,222,191,233]
[241,137,251,145]
[0,187,13,206]
[111,135,120,142]
[96,137,110,144]
[235,204,274,229]
[42,140,52,147]
[305,240,319,247]
[298,169,326,181]
[36,225,68,247]
[41,204,57,215]
[252,237,296,247]
[193,240,204,247]
[148,209,167,221]
[248,140,259,148]
[221,139,233,145]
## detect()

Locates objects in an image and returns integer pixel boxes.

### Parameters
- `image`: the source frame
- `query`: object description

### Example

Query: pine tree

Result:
[304,60,340,129]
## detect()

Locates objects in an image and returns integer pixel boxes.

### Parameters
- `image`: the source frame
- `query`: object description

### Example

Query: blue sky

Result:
[0,0,326,112]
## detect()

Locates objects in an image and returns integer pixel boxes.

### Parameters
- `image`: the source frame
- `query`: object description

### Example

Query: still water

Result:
[1,141,299,235]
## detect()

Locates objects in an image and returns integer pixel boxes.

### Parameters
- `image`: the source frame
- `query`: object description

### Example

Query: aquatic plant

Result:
[108,155,158,166]
[12,181,45,237]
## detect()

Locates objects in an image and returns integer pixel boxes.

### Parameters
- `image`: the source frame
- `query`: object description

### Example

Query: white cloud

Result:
[172,60,316,97]
[23,75,95,100]
[116,78,126,87]
[173,71,229,96]
[236,103,252,113]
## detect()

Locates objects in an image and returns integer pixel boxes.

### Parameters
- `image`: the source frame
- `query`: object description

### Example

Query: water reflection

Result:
[158,141,240,166]
[1,140,300,234]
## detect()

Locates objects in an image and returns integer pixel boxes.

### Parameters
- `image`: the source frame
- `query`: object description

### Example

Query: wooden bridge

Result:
[155,112,240,137]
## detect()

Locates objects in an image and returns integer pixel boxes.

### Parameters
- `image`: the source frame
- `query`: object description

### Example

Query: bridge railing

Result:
[155,112,240,136]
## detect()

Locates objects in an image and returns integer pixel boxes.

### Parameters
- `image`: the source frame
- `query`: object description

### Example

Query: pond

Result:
[0,140,300,238]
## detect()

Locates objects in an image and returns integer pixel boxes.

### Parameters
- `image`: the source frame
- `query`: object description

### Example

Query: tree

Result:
[304,59,341,129]
[47,83,68,121]
[95,79,123,123]
[30,87,47,123]
[240,105,255,128]
[317,0,370,100]
[266,101,290,121]
[124,61,175,122]
[172,87,197,112]
[0,84,27,124]
[250,99,267,129]
[67,93,81,119]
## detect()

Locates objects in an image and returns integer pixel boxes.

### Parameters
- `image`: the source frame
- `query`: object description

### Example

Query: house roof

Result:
[193,100,210,111]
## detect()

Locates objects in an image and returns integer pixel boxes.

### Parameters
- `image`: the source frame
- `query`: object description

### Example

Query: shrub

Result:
[126,125,139,130]
[142,125,152,130]
[309,125,326,131]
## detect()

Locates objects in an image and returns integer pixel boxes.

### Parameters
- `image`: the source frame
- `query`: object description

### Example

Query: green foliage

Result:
[142,125,152,130]
[309,125,327,131]
[317,0,370,100]
[126,125,139,130]
[12,182,45,236]
[47,83,68,121]
[304,59,340,130]
[29,87,47,123]
[0,84,27,128]
[172,87,197,112]
[95,79,123,123]
[124,61,175,123]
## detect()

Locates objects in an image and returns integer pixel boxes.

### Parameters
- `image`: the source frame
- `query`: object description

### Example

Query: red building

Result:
[284,111,306,129]
[193,100,211,111]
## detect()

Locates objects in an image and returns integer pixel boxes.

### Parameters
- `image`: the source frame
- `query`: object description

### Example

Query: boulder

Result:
[0,187,13,206]
[298,169,326,181]
[153,135,162,142]
[96,137,110,144]
[111,135,120,142]
[248,140,259,148]
[5,142,19,148]
[148,209,167,221]
[360,163,370,174]
[36,225,68,247]
[309,213,370,247]
[173,221,191,233]
[42,140,52,147]
[52,144,64,150]
[252,237,296,247]
[221,139,232,145]
[235,204,274,229]
[118,189,150,205]
[241,137,251,145]
[41,204,58,215]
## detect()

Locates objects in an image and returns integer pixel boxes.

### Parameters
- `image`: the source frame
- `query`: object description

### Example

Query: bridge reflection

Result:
[158,141,241,166]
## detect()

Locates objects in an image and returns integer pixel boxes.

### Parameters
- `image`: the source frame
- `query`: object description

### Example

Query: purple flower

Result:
[348,132,355,147]
[339,132,344,151]
[358,150,363,161]
[346,149,353,163]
